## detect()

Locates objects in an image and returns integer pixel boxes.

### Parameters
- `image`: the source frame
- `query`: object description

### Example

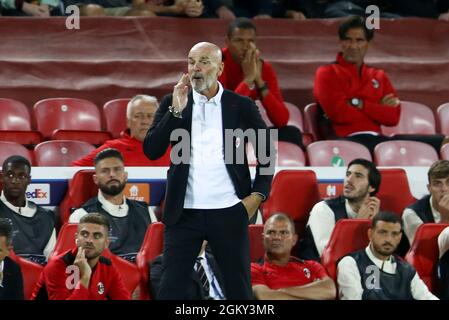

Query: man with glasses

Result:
[72,94,170,166]
[0,155,56,265]
[251,213,336,300]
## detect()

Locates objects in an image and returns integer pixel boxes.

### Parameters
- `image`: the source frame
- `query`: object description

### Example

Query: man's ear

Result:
[367,228,373,242]
[93,174,99,186]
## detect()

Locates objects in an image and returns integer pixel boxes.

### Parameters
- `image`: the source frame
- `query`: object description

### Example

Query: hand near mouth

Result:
[172,73,190,111]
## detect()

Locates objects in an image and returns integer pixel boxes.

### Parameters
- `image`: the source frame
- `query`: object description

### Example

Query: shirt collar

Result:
[344,198,358,219]
[429,195,441,218]
[0,191,36,217]
[97,190,128,216]
[192,81,224,106]
[365,245,394,270]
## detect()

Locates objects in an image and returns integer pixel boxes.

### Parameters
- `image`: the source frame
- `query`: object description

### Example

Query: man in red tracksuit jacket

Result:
[219,17,303,149]
[314,15,445,153]
[31,213,130,300]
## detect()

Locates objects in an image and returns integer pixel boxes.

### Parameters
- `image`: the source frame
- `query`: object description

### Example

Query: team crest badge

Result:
[97,282,105,295]
[371,78,380,89]
[303,268,311,279]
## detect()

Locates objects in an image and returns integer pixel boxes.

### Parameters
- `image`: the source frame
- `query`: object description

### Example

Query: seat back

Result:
[285,101,304,131]
[58,170,97,225]
[103,99,130,138]
[33,98,101,138]
[307,140,372,167]
[247,141,306,167]
[0,98,32,130]
[321,219,371,282]
[374,140,439,166]
[441,143,449,160]
[0,141,34,165]
[9,250,44,300]
[51,223,78,258]
[263,170,321,239]
[405,223,449,294]
[136,222,165,300]
[377,168,416,216]
[248,224,265,262]
[381,101,436,136]
[437,103,449,135]
[34,140,95,166]
[304,103,320,141]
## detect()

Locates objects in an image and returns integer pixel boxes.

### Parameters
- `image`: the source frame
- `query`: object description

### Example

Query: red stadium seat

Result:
[405,223,449,294]
[263,170,321,240]
[0,98,42,145]
[50,223,78,257]
[437,103,449,135]
[103,99,130,138]
[284,102,304,132]
[307,140,372,167]
[33,98,104,144]
[0,141,34,165]
[9,250,44,300]
[52,130,112,146]
[321,219,371,282]
[374,140,439,166]
[377,168,416,216]
[304,103,320,141]
[247,141,306,167]
[248,224,265,263]
[255,100,274,127]
[136,222,165,300]
[381,101,436,136]
[58,170,97,225]
[34,140,96,166]
[441,143,449,160]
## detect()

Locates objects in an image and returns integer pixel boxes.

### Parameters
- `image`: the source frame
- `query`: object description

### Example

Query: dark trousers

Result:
[343,133,445,155]
[158,202,253,300]
[273,125,304,150]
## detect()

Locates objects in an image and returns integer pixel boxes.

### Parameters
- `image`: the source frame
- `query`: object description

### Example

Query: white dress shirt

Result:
[69,190,157,223]
[438,226,449,259]
[402,196,441,244]
[0,260,4,287]
[0,192,56,260]
[196,251,225,300]
[184,82,241,209]
[337,245,438,300]
[307,198,358,256]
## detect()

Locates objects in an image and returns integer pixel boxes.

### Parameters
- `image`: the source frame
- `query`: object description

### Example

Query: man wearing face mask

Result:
[70,148,156,263]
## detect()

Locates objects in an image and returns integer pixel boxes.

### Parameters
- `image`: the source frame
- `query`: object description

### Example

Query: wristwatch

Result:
[168,105,182,119]
[350,97,361,107]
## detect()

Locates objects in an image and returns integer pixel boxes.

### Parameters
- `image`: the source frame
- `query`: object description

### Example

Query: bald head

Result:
[187,42,224,98]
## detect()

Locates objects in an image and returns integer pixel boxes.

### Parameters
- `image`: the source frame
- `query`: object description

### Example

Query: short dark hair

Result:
[338,15,374,42]
[0,218,13,245]
[428,160,449,183]
[94,148,124,166]
[266,212,296,234]
[79,213,110,233]
[2,155,31,174]
[227,17,256,38]
[372,211,402,230]
[347,158,381,196]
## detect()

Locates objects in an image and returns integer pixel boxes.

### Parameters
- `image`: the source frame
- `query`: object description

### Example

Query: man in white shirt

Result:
[299,158,381,261]
[0,155,56,265]
[337,211,438,300]
[403,160,449,245]
[70,148,156,263]
[143,41,274,299]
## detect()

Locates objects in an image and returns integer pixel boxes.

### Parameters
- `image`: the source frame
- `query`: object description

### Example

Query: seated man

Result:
[150,240,225,300]
[70,148,156,263]
[32,213,130,300]
[0,156,56,265]
[219,18,303,148]
[337,211,438,300]
[403,160,449,245]
[314,15,446,153]
[299,158,381,261]
[251,213,336,300]
[438,226,449,299]
[72,95,170,167]
[0,218,24,300]
[0,0,58,16]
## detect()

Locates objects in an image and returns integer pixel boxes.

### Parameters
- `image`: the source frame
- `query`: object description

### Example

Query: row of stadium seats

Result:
[1,137,447,168]
[14,220,446,300]
[2,98,449,148]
